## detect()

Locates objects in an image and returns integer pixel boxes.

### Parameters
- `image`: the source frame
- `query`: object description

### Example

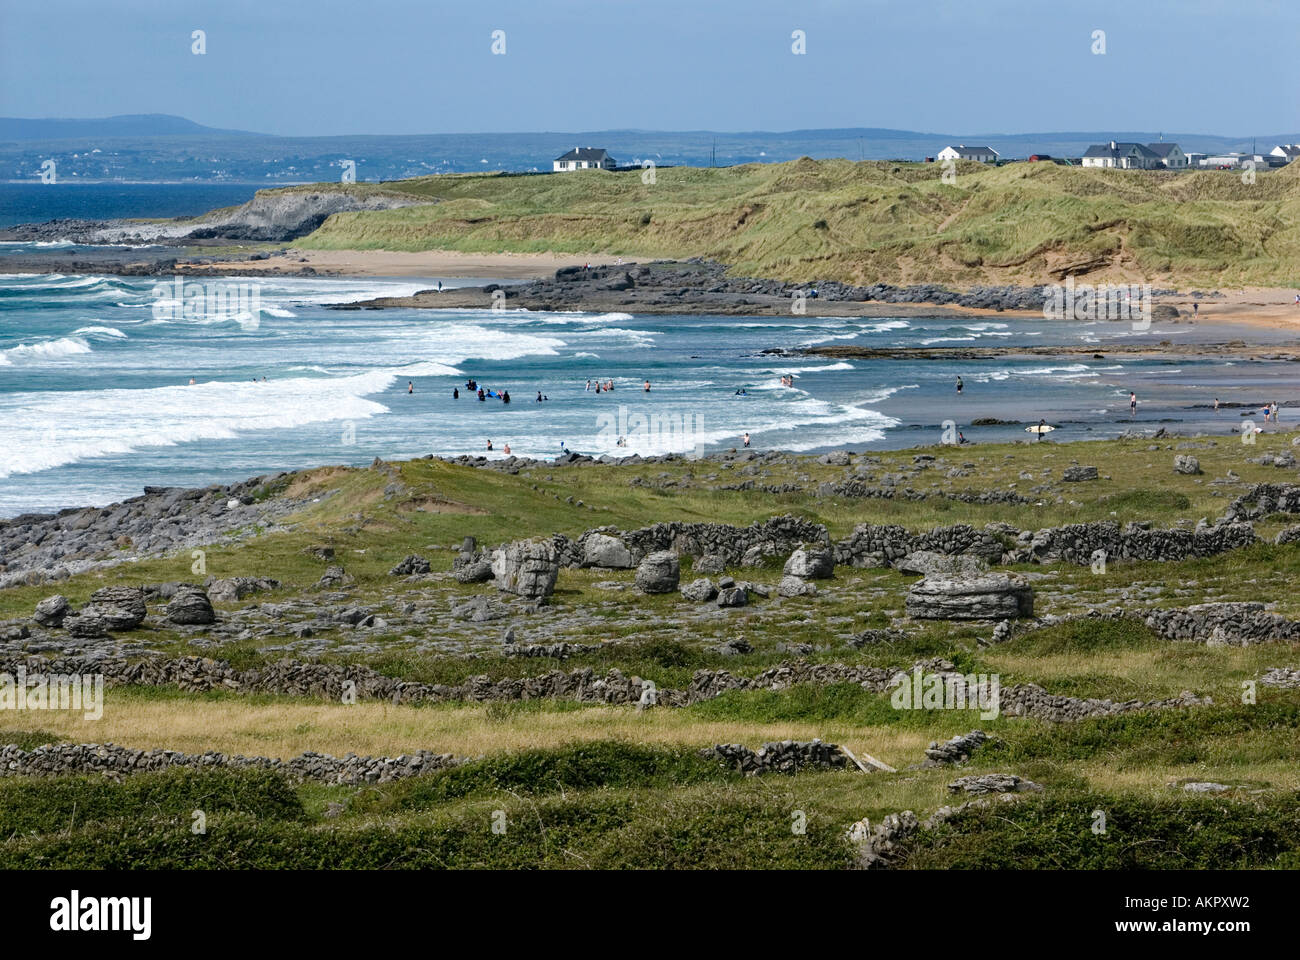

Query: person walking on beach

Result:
[956,376,964,395]
[1129,392,1137,417]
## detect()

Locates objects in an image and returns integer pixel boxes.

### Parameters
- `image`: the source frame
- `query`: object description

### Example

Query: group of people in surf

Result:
[451,378,510,404]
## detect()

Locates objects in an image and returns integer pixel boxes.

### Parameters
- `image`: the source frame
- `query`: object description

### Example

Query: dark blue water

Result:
[0,182,263,228]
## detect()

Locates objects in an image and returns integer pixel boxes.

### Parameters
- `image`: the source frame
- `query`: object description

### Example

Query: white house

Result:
[1081,141,1164,169]
[553,147,616,172]
[1270,144,1300,164]
[936,144,999,164]
[1146,142,1187,169]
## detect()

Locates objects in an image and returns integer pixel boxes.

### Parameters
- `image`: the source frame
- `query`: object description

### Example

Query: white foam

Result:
[0,337,92,363]
[0,371,394,479]
[71,326,127,338]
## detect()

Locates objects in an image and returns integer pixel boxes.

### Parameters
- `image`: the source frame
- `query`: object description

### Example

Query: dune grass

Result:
[292,158,1300,288]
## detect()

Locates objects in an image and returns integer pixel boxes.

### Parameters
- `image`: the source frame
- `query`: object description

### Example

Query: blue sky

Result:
[1,0,1296,136]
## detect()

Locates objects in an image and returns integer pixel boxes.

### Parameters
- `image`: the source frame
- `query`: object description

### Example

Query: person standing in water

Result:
[1213,397,1219,412]
[741,432,751,447]
[408,382,414,394]
[503,443,511,455]
[453,387,459,399]
[1129,392,1137,417]
[956,376,964,395]
[486,440,493,451]
[644,380,651,392]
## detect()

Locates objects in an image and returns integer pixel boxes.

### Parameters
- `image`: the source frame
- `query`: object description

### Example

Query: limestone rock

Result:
[388,555,430,576]
[166,587,215,625]
[905,575,1034,620]
[680,578,717,602]
[33,595,69,628]
[492,539,560,599]
[582,533,637,569]
[782,544,834,579]
[778,575,817,597]
[1062,465,1099,482]
[634,551,680,593]
[1174,455,1202,475]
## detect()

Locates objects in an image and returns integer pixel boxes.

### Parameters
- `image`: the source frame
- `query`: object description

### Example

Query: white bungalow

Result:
[553,147,616,172]
[936,144,999,164]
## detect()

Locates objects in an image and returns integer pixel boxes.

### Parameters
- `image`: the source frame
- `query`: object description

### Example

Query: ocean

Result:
[1,187,1292,517]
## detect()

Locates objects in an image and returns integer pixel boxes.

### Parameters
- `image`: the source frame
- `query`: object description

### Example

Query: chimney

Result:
[1109,140,1117,150]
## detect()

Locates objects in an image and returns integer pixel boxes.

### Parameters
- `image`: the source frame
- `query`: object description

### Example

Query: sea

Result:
[1,184,1293,517]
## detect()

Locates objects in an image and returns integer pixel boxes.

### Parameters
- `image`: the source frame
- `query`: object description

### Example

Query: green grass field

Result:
[4,434,1300,868]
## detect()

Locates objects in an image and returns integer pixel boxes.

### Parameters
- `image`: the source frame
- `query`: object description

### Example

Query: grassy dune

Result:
[292,158,1300,288]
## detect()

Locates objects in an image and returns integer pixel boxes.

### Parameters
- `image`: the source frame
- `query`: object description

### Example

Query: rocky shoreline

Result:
[336,258,1058,317]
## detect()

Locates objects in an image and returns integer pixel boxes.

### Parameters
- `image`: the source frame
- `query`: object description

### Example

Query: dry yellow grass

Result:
[5,690,934,764]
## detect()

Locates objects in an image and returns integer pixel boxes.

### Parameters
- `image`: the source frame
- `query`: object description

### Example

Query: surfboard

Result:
[1025,425,1056,434]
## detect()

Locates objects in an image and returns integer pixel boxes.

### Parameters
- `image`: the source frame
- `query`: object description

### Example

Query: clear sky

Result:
[2,0,1296,137]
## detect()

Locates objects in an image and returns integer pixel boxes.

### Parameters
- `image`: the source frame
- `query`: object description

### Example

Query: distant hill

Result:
[1,116,1297,181]
[0,114,263,140]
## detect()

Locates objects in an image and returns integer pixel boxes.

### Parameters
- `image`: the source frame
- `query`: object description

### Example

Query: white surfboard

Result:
[1025,424,1056,434]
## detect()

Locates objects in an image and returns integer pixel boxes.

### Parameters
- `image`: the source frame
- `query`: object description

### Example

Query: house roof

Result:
[1146,142,1183,157]
[1082,142,1161,159]
[1273,144,1300,158]
[944,145,997,156]
[555,147,612,162]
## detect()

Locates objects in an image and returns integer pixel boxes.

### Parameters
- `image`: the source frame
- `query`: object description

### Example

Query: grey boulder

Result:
[905,575,1034,621]
[635,551,680,594]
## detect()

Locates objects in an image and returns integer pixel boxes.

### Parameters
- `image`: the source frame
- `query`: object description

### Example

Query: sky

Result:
[1,0,1296,137]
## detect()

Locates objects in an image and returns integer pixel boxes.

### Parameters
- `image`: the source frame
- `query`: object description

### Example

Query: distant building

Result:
[553,147,616,172]
[1027,154,1053,162]
[1081,141,1164,170]
[1202,153,1249,169]
[1146,142,1188,169]
[1184,152,1208,168]
[1270,144,1300,164]
[936,144,999,164]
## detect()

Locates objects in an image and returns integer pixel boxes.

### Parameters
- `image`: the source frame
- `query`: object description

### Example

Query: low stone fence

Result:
[0,742,461,784]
